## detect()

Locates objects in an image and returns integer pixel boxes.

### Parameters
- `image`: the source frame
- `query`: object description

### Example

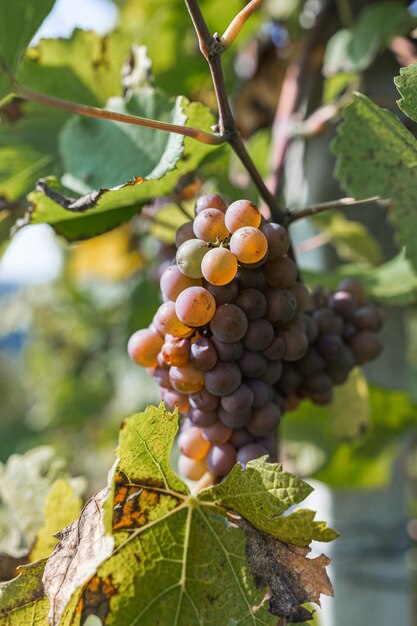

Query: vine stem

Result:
[192,471,216,494]
[184,0,284,222]
[286,195,383,224]
[220,0,263,49]
[13,82,223,146]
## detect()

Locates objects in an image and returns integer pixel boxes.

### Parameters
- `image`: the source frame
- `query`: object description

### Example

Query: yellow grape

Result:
[153,302,193,338]
[201,247,238,286]
[193,209,229,242]
[225,199,261,233]
[175,286,216,327]
[178,454,208,480]
[229,227,268,264]
[178,426,211,460]
[127,328,163,367]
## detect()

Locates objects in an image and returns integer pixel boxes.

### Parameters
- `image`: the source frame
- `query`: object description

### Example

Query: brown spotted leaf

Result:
[36,405,335,626]
[237,517,333,623]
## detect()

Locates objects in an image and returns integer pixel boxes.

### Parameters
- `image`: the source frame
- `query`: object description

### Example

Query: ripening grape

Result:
[154,302,193,338]
[195,193,228,215]
[193,209,229,242]
[204,361,242,396]
[188,407,218,427]
[247,402,281,437]
[237,443,269,467]
[210,303,248,343]
[201,247,238,285]
[162,389,190,413]
[264,256,297,288]
[128,328,163,367]
[238,350,268,378]
[208,280,239,305]
[175,221,195,248]
[175,286,216,327]
[349,331,383,364]
[225,199,261,232]
[160,264,202,301]
[190,336,218,371]
[260,222,290,259]
[178,455,207,480]
[211,337,244,362]
[161,336,190,366]
[235,289,267,320]
[176,239,209,278]
[206,444,236,476]
[169,364,205,393]
[202,421,233,444]
[243,318,274,351]
[218,407,252,429]
[230,227,268,264]
[178,426,211,460]
[189,388,219,411]
[221,383,254,414]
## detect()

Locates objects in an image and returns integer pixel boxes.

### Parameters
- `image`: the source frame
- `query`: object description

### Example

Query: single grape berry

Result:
[175,286,216,327]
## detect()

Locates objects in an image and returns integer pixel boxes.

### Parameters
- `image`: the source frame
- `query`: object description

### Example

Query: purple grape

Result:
[205,362,242,396]
[235,289,267,320]
[220,383,254,413]
[210,304,248,343]
[208,280,239,305]
[238,350,268,377]
[237,443,269,467]
[190,337,218,371]
[218,407,252,429]
[247,403,282,437]
[189,388,219,411]
[211,337,244,361]
[246,379,273,407]
[243,319,274,351]
[206,444,237,476]
[266,289,297,323]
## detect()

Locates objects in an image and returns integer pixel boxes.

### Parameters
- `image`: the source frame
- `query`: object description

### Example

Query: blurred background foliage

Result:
[0,0,417,513]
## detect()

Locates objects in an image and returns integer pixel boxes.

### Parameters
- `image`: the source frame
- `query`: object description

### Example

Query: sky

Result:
[0,0,118,284]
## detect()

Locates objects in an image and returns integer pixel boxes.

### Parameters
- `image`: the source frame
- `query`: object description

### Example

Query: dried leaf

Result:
[42,488,114,626]
[238,517,333,623]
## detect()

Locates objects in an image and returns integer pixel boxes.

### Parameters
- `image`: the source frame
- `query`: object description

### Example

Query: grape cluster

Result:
[128,193,383,482]
[128,194,306,479]
[275,280,383,408]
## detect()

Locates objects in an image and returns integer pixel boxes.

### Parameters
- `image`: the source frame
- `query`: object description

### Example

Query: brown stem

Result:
[221,0,263,49]
[184,0,284,220]
[192,470,216,494]
[268,7,330,201]
[286,195,383,224]
[13,82,223,146]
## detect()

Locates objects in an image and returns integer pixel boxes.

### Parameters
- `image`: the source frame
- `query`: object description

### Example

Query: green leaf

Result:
[323,2,416,76]
[270,509,339,546]
[60,89,186,191]
[395,62,417,123]
[282,386,417,489]
[201,458,337,547]
[302,251,417,306]
[0,0,56,97]
[28,99,220,240]
[0,560,49,625]
[0,105,65,202]
[314,211,384,265]
[30,478,85,562]
[331,369,371,441]
[38,404,334,626]
[201,458,312,526]
[332,92,417,271]
[17,29,129,107]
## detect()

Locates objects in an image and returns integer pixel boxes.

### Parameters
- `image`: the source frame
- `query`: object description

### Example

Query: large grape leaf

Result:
[36,404,334,626]
[0,105,65,202]
[16,30,129,107]
[0,0,56,100]
[27,98,219,241]
[332,92,417,271]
